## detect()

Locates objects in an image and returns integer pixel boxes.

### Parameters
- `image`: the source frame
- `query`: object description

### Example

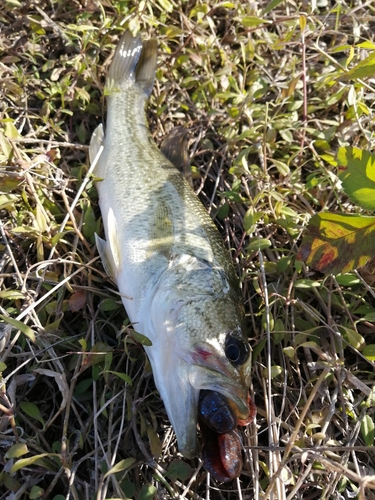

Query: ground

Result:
[1,1,375,499]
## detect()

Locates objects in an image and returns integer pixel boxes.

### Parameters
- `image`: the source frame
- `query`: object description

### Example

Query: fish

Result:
[89,30,255,481]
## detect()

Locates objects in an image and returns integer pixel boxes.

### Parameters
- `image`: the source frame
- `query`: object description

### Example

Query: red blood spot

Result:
[193,347,211,362]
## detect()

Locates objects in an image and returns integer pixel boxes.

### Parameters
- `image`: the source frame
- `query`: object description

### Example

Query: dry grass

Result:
[1,1,375,499]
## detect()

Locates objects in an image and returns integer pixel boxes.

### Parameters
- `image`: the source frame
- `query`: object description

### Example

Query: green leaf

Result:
[19,402,45,426]
[11,453,55,473]
[30,485,44,499]
[336,147,375,210]
[0,290,25,299]
[74,378,93,395]
[335,273,361,286]
[98,298,122,311]
[262,0,284,14]
[294,279,321,289]
[363,345,375,361]
[103,458,136,478]
[252,337,267,362]
[241,16,270,27]
[121,480,135,499]
[247,238,272,252]
[82,202,96,239]
[5,0,22,7]
[262,365,283,379]
[283,346,295,359]
[340,326,365,350]
[298,213,375,274]
[166,460,192,481]
[361,414,375,446]
[0,315,36,342]
[0,194,19,210]
[5,443,29,459]
[157,0,173,12]
[341,52,375,80]
[104,371,132,385]
[140,485,157,500]
[131,330,152,346]
[271,159,290,176]
[51,231,68,246]
[147,426,162,459]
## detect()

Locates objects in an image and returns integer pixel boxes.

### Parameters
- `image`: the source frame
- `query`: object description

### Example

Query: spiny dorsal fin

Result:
[161,127,192,186]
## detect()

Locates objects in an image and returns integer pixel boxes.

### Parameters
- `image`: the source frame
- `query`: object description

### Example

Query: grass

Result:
[1,1,375,499]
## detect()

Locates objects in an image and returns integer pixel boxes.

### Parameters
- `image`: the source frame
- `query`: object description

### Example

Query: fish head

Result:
[146,288,253,459]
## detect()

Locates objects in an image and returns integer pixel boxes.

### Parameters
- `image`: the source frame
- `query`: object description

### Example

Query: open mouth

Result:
[198,389,256,482]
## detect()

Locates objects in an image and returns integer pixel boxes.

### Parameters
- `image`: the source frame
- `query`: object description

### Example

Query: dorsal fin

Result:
[161,127,192,186]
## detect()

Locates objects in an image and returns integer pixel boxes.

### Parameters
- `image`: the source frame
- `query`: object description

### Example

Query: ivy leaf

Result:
[337,147,375,210]
[298,213,375,274]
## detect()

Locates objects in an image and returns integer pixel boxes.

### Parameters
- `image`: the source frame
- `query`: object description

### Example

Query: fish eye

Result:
[225,335,249,366]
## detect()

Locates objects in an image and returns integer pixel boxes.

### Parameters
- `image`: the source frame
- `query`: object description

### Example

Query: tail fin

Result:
[106,30,157,97]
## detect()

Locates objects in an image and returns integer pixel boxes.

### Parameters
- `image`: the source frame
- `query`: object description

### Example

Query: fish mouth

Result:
[187,343,256,482]
[197,389,255,482]
[148,340,254,463]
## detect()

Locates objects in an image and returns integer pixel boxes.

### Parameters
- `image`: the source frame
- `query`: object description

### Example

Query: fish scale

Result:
[90,30,254,476]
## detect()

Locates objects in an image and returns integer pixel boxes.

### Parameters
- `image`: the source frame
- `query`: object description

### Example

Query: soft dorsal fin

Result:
[161,127,192,186]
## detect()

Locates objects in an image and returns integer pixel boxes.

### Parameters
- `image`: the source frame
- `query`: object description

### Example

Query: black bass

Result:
[89,30,255,482]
